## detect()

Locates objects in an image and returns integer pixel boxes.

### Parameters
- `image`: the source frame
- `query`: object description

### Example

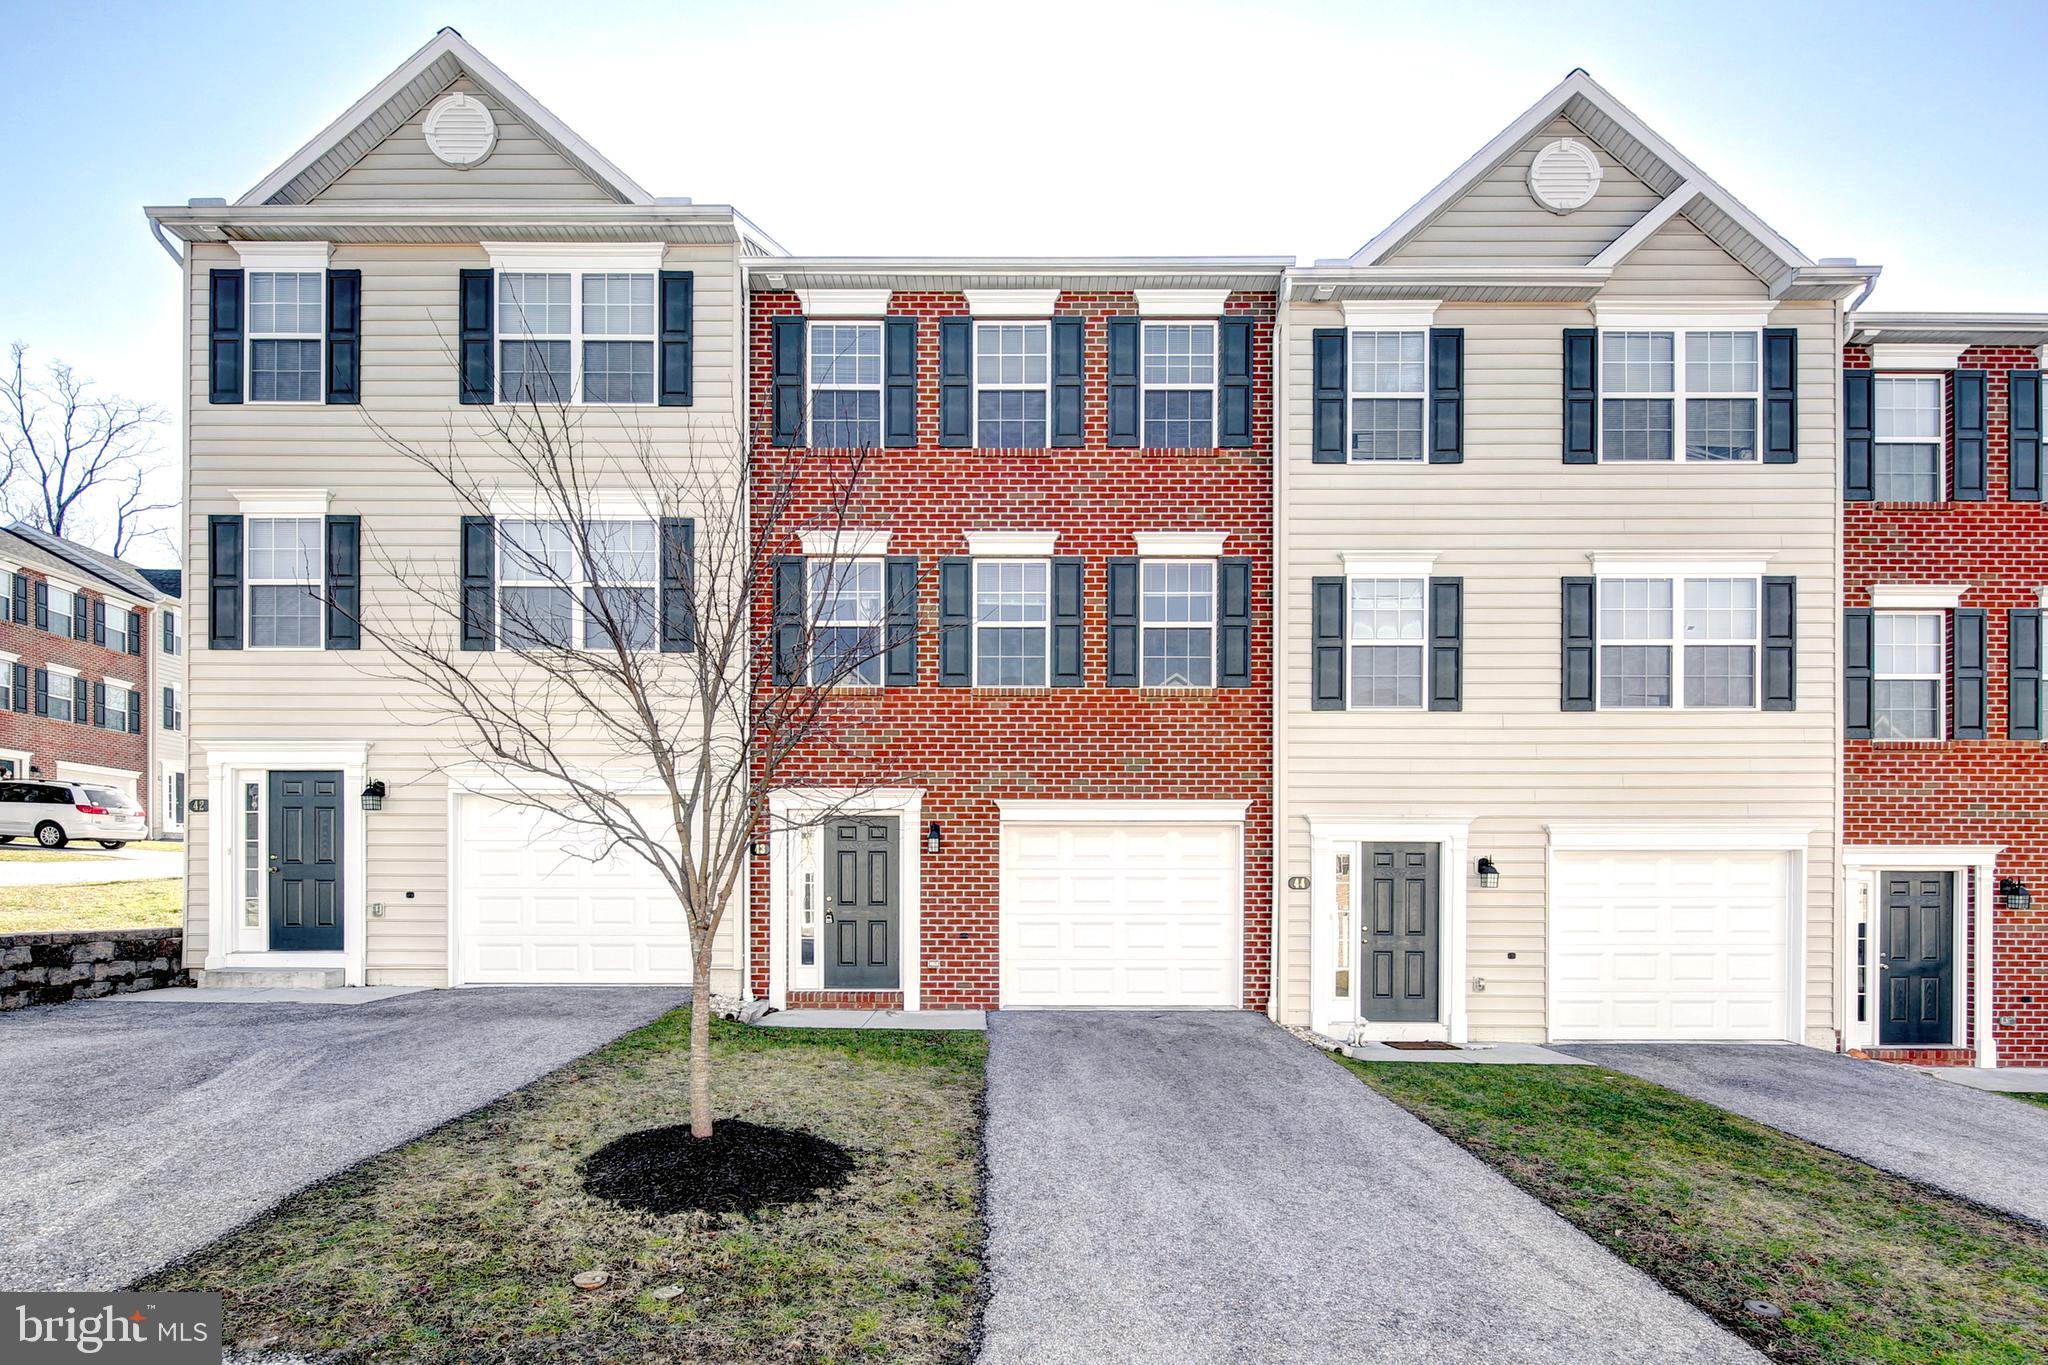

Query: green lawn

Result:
[0,846,113,864]
[1341,1059,2048,1363]
[2010,1091,2048,1111]
[0,878,181,933]
[143,1015,986,1364]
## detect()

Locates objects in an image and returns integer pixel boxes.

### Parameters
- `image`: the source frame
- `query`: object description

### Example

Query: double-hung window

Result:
[1873,612,1943,739]
[1141,323,1216,449]
[162,610,180,656]
[248,271,323,402]
[45,667,76,723]
[1140,559,1215,687]
[580,274,656,404]
[497,518,659,652]
[0,653,12,710]
[1873,376,1943,501]
[494,268,657,406]
[809,558,884,685]
[976,323,1049,448]
[104,607,129,654]
[103,684,133,731]
[1598,575,1759,709]
[1347,331,1426,462]
[47,585,81,637]
[245,517,324,649]
[498,273,573,404]
[810,323,883,448]
[1347,577,1427,708]
[973,560,1050,686]
[1600,329,1760,462]
[164,686,182,732]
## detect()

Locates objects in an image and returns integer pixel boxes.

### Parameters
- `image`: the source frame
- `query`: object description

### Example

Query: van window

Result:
[83,787,134,809]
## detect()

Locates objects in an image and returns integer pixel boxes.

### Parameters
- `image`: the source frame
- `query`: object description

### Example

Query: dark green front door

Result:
[1363,843,1438,1023]
[824,816,899,989]
[1880,871,1953,1047]
[269,770,343,951]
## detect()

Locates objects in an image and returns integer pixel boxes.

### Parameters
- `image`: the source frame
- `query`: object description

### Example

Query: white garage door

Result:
[1551,850,1792,1041]
[453,795,738,986]
[1000,821,1240,1009]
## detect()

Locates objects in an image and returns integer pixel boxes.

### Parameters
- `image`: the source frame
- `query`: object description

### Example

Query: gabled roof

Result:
[238,27,653,208]
[137,568,183,599]
[1343,70,1829,294]
[3,525,171,603]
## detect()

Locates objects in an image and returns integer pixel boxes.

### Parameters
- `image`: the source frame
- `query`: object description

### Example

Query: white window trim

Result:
[1594,572,1765,713]
[1594,324,1765,465]
[973,319,1052,450]
[243,514,327,653]
[1871,584,1968,611]
[1344,326,1431,464]
[766,786,925,1009]
[963,288,1060,318]
[1136,531,1228,558]
[41,666,77,724]
[1872,609,1947,743]
[103,682,135,729]
[1134,288,1230,318]
[0,650,13,712]
[799,528,891,558]
[1139,319,1220,450]
[1343,571,1431,712]
[1339,299,1439,329]
[794,287,892,318]
[496,515,661,654]
[1872,372,1948,502]
[806,319,885,448]
[244,263,327,406]
[1138,556,1218,690]
[808,555,887,688]
[232,241,332,272]
[972,557,1051,689]
[491,262,659,408]
[966,531,1057,557]
[1869,343,1966,372]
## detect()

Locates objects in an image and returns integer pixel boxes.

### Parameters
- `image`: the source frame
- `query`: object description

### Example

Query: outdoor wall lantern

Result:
[926,821,942,855]
[2000,877,2032,910]
[360,779,386,812]
[1476,857,1501,889]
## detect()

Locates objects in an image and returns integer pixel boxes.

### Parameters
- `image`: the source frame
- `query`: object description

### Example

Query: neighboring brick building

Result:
[1842,316,2048,1066]
[747,270,1282,1011]
[0,526,172,834]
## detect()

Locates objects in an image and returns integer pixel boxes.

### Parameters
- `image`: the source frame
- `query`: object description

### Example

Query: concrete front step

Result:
[196,967,346,990]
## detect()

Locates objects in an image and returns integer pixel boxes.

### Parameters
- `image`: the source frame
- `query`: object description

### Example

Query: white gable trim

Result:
[1586,182,1701,269]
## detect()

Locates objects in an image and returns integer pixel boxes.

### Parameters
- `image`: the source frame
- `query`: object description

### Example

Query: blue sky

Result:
[4,0,2045,561]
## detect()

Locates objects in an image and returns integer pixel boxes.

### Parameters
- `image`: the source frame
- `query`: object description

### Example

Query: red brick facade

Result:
[1844,342,2048,1064]
[748,289,1275,1011]
[0,564,152,797]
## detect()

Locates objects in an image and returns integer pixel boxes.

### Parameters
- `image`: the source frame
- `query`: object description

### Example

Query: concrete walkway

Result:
[0,846,181,887]
[981,1012,1756,1365]
[756,1007,985,1030]
[0,986,684,1291]
[1927,1065,2048,1094]
[1566,1044,2048,1227]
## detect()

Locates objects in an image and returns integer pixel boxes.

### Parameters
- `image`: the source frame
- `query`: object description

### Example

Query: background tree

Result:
[0,342,174,556]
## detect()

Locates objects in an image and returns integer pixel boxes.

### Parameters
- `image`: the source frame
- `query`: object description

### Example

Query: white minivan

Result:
[0,781,148,849]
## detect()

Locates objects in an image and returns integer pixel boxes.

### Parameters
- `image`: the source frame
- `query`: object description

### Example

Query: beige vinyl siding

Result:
[313,78,619,204]
[1277,299,1841,1045]
[1380,118,1663,267]
[181,239,743,983]
[1603,216,1770,298]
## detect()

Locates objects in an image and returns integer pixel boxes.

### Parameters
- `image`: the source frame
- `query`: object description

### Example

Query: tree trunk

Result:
[689,935,716,1139]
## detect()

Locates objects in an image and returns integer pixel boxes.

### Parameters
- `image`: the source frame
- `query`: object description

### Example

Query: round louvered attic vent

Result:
[1527,138,1603,214]
[423,93,497,168]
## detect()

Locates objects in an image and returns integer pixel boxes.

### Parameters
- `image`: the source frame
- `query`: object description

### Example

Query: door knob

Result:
[268,858,280,873]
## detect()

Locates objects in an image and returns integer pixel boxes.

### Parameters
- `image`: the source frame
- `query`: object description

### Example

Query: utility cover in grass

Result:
[582,1120,854,1215]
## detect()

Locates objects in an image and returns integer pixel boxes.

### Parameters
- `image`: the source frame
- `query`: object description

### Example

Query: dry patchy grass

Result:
[0,877,181,932]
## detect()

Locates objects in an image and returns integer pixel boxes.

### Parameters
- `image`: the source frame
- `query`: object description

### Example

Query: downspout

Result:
[1268,272,1291,1022]
[147,214,184,267]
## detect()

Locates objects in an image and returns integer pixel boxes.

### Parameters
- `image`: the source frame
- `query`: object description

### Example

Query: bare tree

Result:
[355,384,911,1140]
[0,343,173,556]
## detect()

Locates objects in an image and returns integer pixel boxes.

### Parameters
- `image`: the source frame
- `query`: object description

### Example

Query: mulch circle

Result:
[581,1119,855,1216]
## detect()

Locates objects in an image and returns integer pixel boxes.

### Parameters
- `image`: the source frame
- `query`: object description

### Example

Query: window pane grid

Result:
[1598,575,1760,710]
[1875,376,1945,500]
[1346,575,1426,709]
[496,518,659,653]
[1599,329,1761,464]
[248,269,320,406]
[974,559,1051,686]
[810,558,884,685]
[496,271,656,405]
[976,323,1050,448]
[811,323,884,448]
[1141,323,1216,450]
[1873,611,1943,740]
[1139,559,1215,687]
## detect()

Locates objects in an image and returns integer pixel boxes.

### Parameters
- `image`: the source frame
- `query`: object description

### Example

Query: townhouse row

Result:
[143,30,2043,1067]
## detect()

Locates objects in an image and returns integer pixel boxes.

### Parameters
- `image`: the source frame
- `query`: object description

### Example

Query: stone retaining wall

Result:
[0,929,190,1010]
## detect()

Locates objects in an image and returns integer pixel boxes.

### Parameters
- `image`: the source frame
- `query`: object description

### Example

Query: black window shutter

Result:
[1051,318,1085,448]
[1218,557,1252,686]
[884,317,918,447]
[939,318,972,448]
[884,555,918,684]
[1954,369,1988,500]
[1762,327,1797,463]
[1844,607,1874,738]
[207,514,243,649]
[1106,318,1140,448]
[9,661,24,714]
[93,680,106,729]
[1218,316,1254,449]
[1105,557,1140,684]
[325,514,361,650]
[126,609,142,657]
[1560,576,1596,710]
[92,598,106,647]
[71,595,88,640]
[128,690,141,733]
[1761,575,1797,711]
[658,270,694,407]
[1050,556,1084,685]
[1427,576,1463,711]
[208,268,243,404]
[33,578,47,631]
[459,515,495,651]
[2010,370,2043,502]
[326,268,361,405]
[10,572,25,625]
[458,268,493,404]
[163,687,174,730]
[1563,329,1598,464]
[1843,369,1875,500]
[1428,328,1464,464]
[1953,607,1988,739]
[162,610,174,653]
[2010,608,2043,740]
[772,556,806,684]
[937,557,972,685]
[33,667,47,716]
[1310,576,1345,709]
[72,675,88,725]
[1311,328,1346,463]
[772,317,806,446]
[659,517,696,653]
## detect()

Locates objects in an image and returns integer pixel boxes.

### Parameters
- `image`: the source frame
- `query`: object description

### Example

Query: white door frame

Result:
[0,747,29,780]
[1842,846,1998,1067]
[767,787,924,1010]
[1544,822,1810,1045]
[204,742,370,985]
[1306,815,1472,1043]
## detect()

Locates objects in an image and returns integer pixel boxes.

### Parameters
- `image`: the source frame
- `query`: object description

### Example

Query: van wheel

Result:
[97,841,127,851]
[0,835,13,844]
[35,822,67,849]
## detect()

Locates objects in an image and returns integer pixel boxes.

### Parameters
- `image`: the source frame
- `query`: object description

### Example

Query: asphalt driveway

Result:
[981,1012,1756,1365]
[0,986,684,1290]
[1565,1043,2048,1227]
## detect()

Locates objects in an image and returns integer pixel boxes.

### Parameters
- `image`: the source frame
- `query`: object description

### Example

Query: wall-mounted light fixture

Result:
[360,779,386,812]
[925,821,942,855]
[2000,877,2032,910]
[1476,857,1500,890]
